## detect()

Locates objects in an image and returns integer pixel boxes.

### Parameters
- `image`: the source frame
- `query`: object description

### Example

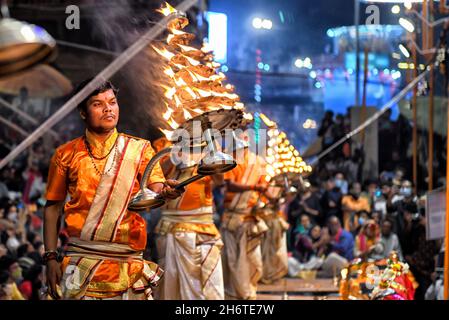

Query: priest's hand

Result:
[160,179,185,200]
[46,260,62,300]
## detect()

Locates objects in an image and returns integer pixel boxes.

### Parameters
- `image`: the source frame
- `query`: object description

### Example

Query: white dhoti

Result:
[220,211,268,300]
[260,212,289,284]
[155,208,224,300]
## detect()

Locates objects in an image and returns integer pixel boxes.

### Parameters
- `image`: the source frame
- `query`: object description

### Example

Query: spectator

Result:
[371,211,381,226]
[334,172,349,195]
[0,244,7,258]
[320,216,354,277]
[318,110,335,156]
[293,224,327,263]
[0,170,9,200]
[320,178,343,225]
[19,264,44,300]
[325,216,354,261]
[297,181,322,224]
[372,182,391,219]
[294,214,313,237]
[354,220,382,260]
[0,255,25,300]
[341,182,371,231]
[351,210,370,235]
[378,219,403,260]
[405,213,439,300]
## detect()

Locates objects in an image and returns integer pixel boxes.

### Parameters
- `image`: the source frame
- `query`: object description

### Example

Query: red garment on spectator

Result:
[19,281,32,299]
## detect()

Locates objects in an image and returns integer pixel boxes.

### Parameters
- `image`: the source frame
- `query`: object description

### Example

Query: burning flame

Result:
[260,113,277,128]
[183,108,192,120]
[160,128,174,140]
[162,85,176,100]
[152,46,175,61]
[156,2,177,16]
[162,106,173,121]
[156,2,249,138]
[167,118,179,130]
[164,67,176,78]
[178,44,197,52]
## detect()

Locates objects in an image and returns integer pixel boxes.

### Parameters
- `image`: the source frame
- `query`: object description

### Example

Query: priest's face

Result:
[84,89,119,133]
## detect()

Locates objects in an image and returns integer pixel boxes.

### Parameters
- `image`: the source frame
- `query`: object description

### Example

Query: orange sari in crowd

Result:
[45,129,165,299]
[220,148,268,300]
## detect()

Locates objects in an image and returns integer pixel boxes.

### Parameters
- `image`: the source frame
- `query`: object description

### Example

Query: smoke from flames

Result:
[86,0,176,140]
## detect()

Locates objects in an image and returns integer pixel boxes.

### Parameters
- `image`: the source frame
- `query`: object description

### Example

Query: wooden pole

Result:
[412,34,418,194]
[428,0,434,191]
[445,85,449,300]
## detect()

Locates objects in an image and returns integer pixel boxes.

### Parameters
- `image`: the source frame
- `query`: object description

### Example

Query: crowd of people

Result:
[0,104,446,300]
[283,110,445,300]
[0,97,75,300]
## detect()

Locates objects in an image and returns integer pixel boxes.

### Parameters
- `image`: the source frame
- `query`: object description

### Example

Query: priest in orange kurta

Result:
[43,80,183,300]
[221,145,268,300]
[151,138,225,300]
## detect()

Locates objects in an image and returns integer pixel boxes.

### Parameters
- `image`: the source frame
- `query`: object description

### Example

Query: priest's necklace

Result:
[84,134,120,176]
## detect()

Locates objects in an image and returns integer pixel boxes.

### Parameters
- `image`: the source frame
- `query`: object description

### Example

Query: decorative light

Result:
[399,17,414,33]
[262,19,273,30]
[252,17,263,29]
[391,5,400,14]
[294,58,303,68]
[399,44,410,58]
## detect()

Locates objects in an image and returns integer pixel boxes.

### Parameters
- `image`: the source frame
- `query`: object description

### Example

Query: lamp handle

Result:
[140,146,173,193]
[140,146,207,193]
[174,174,204,190]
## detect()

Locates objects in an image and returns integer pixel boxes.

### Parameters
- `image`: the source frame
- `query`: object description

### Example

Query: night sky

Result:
[209,0,399,68]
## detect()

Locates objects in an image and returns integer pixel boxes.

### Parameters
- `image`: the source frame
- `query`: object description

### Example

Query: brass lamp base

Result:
[128,188,165,211]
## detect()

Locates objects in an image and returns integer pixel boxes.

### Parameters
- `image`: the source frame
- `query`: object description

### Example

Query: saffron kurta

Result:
[155,162,224,300]
[45,129,165,299]
[220,149,268,300]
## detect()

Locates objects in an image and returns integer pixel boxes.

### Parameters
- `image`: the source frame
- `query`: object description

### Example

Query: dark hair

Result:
[17,244,29,258]
[0,270,9,285]
[74,78,118,112]
[0,255,16,271]
[32,241,43,251]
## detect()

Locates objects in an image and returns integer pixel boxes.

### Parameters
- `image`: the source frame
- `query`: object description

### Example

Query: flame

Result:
[162,85,176,100]
[174,94,182,108]
[164,67,176,78]
[178,44,197,52]
[195,88,212,98]
[260,113,276,128]
[183,108,192,120]
[210,73,226,81]
[167,118,179,130]
[174,77,187,87]
[160,128,174,140]
[153,46,175,60]
[234,102,244,110]
[188,71,210,82]
[156,2,177,16]
[170,28,187,36]
[185,86,197,99]
[156,4,249,132]
[162,106,173,120]
[201,42,213,53]
[184,55,200,66]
